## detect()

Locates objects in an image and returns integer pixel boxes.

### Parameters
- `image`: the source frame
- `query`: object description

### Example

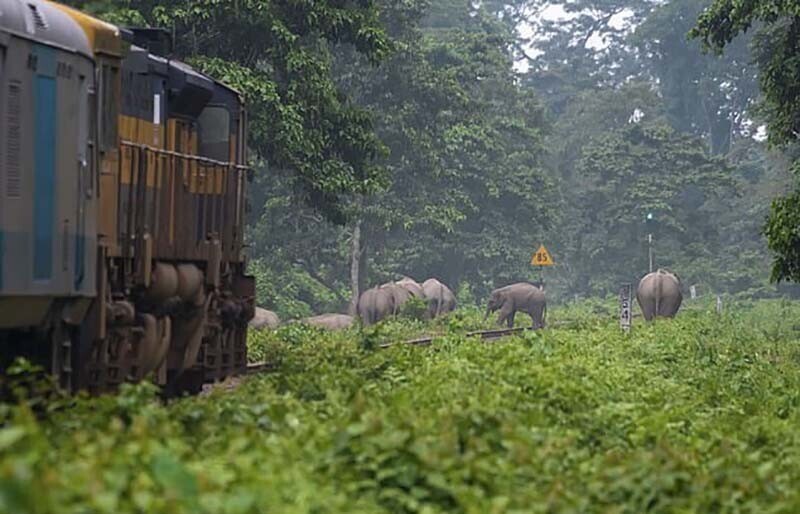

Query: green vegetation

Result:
[4,300,800,513]
[691,0,800,285]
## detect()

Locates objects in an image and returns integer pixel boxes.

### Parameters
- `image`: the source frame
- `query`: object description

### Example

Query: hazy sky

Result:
[515,4,635,71]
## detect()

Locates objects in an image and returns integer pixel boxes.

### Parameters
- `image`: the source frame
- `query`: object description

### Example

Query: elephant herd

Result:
[248,276,458,332]
[249,268,684,332]
[357,277,457,325]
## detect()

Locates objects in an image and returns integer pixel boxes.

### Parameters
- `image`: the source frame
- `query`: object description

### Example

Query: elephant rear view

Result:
[422,278,457,318]
[636,269,683,321]
[357,287,395,326]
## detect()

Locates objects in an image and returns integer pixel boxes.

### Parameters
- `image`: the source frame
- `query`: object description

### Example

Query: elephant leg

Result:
[530,306,543,329]
[496,305,513,327]
[507,310,516,328]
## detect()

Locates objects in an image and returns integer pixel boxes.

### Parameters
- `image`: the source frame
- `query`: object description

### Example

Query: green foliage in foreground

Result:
[4,301,800,513]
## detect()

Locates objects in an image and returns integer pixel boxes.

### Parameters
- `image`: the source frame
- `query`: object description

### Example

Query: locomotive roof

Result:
[0,0,91,57]
[47,0,122,57]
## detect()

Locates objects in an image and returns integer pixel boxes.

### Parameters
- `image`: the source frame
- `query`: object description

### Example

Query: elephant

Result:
[357,287,396,326]
[636,269,682,321]
[248,307,280,330]
[302,314,355,330]
[422,278,457,318]
[394,277,426,299]
[382,277,425,302]
[485,283,546,329]
[380,283,413,314]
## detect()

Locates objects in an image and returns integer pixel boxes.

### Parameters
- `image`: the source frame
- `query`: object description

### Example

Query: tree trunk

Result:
[349,213,365,316]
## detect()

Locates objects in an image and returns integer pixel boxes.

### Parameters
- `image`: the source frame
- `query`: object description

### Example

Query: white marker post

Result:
[716,295,723,315]
[620,283,632,333]
[690,285,697,300]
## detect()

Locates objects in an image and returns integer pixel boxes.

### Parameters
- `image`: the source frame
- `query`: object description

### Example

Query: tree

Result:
[574,120,734,294]
[691,1,800,283]
[518,0,657,115]
[635,0,758,155]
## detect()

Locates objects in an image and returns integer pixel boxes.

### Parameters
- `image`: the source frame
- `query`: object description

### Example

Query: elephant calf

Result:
[422,278,457,318]
[303,314,355,331]
[249,307,280,330]
[636,269,682,321]
[485,283,546,329]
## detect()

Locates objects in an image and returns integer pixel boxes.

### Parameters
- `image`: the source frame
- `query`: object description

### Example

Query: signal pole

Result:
[648,233,653,273]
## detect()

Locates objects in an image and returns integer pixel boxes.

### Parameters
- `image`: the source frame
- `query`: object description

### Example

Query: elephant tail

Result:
[655,275,662,318]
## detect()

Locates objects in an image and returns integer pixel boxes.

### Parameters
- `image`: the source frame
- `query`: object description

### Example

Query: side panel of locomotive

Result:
[0,0,97,388]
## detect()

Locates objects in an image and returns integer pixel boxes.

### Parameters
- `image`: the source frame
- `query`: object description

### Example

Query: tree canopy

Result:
[692,0,800,283]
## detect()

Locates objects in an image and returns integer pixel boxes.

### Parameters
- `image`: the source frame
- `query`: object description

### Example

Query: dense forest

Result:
[69,0,800,317]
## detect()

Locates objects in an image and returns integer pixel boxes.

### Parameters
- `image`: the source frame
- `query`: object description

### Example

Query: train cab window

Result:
[198,106,231,162]
[99,64,119,152]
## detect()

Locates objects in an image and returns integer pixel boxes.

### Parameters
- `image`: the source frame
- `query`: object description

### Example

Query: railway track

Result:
[243,320,587,377]
[380,326,534,348]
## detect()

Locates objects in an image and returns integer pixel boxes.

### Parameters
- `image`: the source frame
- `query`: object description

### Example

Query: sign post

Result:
[531,244,554,288]
[619,283,632,333]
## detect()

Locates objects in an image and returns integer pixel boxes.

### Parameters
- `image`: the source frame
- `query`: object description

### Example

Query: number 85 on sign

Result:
[531,245,554,266]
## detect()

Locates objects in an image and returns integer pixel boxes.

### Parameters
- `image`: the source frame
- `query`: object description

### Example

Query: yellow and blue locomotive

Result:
[0,0,254,394]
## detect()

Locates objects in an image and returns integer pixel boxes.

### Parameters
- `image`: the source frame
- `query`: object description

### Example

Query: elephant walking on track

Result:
[485,283,546,329]
[422,278,456,318]
[636,269,682,321]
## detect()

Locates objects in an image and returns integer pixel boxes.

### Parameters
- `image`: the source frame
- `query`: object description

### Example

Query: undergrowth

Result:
[2,299,800,513]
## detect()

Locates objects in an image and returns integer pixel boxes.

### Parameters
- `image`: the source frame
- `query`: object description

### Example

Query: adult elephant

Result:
[485,283,546,329]
[422,278,457,318]
[636,269,683,321]
[303,314,355,331]
[380,283,413,314]
[249,308,280,330]
[382,277,425,300]
[396,277,426,298]
[357,287,396,326]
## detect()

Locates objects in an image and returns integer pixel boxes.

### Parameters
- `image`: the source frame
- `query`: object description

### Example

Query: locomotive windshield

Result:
[197,106,230,162]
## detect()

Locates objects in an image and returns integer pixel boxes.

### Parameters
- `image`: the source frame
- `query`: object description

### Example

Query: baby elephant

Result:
[303,314,355,331]
[636,269,682,321]
[485,283,546,329]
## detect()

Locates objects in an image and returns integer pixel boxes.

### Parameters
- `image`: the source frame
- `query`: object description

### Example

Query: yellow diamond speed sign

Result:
[531,245,554,266]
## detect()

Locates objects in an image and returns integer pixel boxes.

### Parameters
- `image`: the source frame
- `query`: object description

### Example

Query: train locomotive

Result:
[0,0,255,394]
